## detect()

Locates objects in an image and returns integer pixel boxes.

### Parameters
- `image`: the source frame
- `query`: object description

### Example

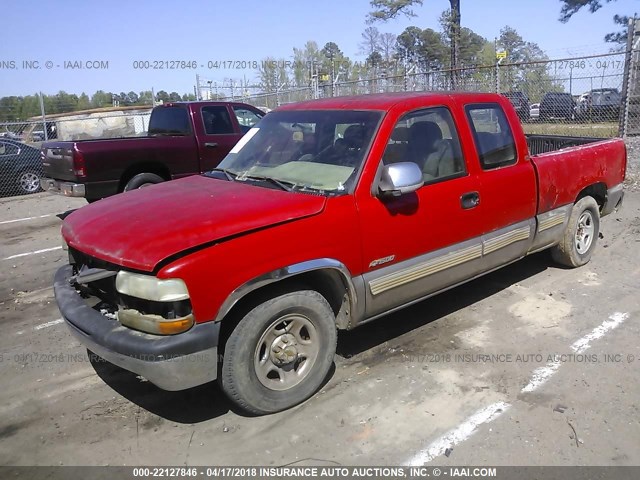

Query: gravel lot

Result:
[0,148,639,466]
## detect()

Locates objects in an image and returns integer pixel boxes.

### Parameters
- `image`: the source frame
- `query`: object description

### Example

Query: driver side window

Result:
[382,106,466,184]
[233,107,264,134]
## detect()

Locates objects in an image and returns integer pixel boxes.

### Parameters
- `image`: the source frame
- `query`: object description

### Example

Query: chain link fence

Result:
[0,108,151,198]
[204,51,626,140]
[1,40,639,199]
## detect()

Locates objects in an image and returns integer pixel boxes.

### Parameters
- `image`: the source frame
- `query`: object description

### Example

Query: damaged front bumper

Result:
[54,265,219,391]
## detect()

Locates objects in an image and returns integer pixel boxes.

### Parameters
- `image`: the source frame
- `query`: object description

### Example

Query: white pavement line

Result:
[33,318,64,330]
[2,246,62,261]
[522,311,630,393]
[0,214,52,225]
[570,312,629,354]
[17,318,64,335]
[521,361,562,393]
[405,401,510,466]
[405,312,631,465]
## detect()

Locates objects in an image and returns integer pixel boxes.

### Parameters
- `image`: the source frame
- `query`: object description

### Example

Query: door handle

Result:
[461,191,480,209]
[204,142,218,148]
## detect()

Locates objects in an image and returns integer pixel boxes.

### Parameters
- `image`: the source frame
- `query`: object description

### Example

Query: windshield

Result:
[214,110,382,194]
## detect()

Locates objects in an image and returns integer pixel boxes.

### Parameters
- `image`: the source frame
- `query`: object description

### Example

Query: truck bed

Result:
[528,135,627,213]
[525,134,605,156]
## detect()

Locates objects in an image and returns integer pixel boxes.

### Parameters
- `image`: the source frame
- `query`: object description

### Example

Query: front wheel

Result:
[221,290,337,415]
[551,196,600,267]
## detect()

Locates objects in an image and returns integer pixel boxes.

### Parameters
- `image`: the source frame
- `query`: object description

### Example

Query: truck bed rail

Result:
[526,134,604,156]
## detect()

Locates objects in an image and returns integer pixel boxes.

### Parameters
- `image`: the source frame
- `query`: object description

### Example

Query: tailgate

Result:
[41,142,77,181]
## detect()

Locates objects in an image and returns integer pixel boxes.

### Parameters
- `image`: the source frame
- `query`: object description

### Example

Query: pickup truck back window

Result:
[466,104,517,169]
[148,106,191,136]
[382,106,465,184]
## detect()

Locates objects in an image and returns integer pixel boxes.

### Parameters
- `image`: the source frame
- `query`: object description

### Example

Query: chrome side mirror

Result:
[378,162,424,197]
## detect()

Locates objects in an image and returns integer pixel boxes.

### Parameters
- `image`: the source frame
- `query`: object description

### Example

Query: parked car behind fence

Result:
[502,92,530,122]
[540,92,575,121]
[575,88,621,122]
[0,139,43,196]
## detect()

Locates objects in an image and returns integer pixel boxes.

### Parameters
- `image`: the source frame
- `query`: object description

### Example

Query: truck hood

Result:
[62,175,326,272]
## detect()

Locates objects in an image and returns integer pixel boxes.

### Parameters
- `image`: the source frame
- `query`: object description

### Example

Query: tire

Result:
[17,170,42,195]
[221,290,337,415]
[123,172,164,192]
[551,196,600,268]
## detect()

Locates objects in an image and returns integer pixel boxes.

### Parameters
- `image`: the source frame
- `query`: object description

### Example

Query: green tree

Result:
[369,0,462,85]
[292,41,323,89]
[77,93,91,110]
[155,90,170,104]
[439,11,485,67]
[320,42,351,86]
[138,91,154,105]
[168,92,182,102]
[558,0,628,45]
[498,26,558,99]
[91,90,113,108]
[126,91,139,105]
[419,28,448,69]
[321,42,343,59]
[360,26,382,57]
[20,95,41,119]
[396,26,423,64]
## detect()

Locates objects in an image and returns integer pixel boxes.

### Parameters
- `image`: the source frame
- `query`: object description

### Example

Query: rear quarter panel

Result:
[531,138,626,213]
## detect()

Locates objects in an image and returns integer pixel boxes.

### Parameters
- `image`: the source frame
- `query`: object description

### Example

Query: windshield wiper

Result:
[209,168,238,181]
[241,175,295,192]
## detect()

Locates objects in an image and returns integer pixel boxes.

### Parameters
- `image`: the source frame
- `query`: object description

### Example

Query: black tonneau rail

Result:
[526,134,605,156]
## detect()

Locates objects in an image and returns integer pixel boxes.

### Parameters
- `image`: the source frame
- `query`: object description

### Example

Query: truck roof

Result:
[275,91,502,111]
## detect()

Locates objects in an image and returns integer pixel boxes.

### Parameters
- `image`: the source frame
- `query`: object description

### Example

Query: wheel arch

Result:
[119,162,171,192]
[216,259,358,348]
[576,182,606,209]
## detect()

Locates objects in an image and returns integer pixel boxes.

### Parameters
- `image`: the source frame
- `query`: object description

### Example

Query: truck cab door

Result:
[463,102,537,272]
[357,106,488,319]
[197,105,244,172]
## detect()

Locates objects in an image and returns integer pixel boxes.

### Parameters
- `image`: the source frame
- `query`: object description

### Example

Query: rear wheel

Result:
[551,196,600,267]
[123,173,164,191]
[221,290,337,415]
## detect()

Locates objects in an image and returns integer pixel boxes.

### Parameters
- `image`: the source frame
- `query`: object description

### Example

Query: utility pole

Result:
[450,0,461,89]
[38,92,48,141]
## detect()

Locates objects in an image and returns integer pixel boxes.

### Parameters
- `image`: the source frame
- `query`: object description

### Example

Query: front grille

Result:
[69,247,120,305]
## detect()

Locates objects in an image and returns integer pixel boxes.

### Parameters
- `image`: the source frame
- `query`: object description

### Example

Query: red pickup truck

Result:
[40,101,265,202]
[54,92,626,415]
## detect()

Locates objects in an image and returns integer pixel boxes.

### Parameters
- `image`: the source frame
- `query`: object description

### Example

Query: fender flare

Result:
[213,258,359,324]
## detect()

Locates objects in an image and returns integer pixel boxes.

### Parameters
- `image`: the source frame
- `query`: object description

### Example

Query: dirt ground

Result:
[0,174,638,467]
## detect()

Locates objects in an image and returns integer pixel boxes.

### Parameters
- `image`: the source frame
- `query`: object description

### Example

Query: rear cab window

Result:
[465,103,517,169]
[202,106,235,135]
[148,106,192,135]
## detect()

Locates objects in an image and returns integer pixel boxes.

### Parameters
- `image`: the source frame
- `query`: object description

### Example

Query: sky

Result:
[0,0,638,97]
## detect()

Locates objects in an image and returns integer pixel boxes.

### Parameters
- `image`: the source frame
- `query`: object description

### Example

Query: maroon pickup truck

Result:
[40,101,265,202]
